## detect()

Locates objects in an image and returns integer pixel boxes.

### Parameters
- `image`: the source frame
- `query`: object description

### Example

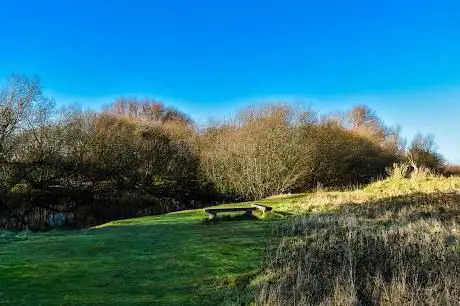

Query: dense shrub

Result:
[199,104,400,200]
[407,133,445,172]
[199,104,316,200]
[444,163,460,176]
[304,121,398,187]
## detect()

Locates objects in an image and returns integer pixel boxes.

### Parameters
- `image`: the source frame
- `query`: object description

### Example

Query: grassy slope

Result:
[256,175,460,304]
[0,207,280,305]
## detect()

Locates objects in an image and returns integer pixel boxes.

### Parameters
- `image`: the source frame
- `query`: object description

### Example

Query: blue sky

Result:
[1,0,459,162]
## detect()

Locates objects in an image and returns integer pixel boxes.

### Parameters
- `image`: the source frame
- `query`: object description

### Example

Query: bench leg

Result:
[261,209,266,217]
[244,210,253,217]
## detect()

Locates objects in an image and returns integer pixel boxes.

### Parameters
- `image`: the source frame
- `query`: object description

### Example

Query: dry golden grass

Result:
[255,172,460,305]
[275,169,460,214]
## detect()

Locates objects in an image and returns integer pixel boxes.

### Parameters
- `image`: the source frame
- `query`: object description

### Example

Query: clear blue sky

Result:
[1,0,459,162]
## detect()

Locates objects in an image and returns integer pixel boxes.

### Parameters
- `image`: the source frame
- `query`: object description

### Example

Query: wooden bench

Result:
[251,204,273,213]
[204,204,272,220]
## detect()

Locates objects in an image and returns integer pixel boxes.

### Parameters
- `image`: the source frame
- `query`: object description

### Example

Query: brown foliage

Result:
[199,104,399,200]
[444,163,460,176]
[105,97,192,125]
[199,104,316,200]
[407,133,445,172]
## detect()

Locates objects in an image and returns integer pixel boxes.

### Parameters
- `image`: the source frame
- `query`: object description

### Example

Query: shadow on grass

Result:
[260,193,308,203]
[338,191,460,223]
[201,214,260,225]
[259,191,460,305]
[268,211,294,218]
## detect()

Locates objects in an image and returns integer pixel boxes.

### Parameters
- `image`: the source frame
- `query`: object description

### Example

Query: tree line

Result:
[0,75,447,230]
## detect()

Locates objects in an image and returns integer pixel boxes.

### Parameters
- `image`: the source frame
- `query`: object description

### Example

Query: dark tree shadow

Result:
[338,191,460,223]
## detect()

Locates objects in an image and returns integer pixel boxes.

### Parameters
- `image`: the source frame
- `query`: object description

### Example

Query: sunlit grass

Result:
[0,205,275,305]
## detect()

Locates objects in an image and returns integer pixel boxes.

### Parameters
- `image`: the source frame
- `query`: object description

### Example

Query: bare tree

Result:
[0,75,32,158]
[104,98,192,125]
[407,133,444,171]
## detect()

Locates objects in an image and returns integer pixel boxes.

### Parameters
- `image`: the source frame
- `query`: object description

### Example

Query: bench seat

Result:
[204,204,272,220]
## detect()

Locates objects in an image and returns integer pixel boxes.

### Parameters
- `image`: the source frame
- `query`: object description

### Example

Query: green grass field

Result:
[0,206,281,305]
[2,174,460,305]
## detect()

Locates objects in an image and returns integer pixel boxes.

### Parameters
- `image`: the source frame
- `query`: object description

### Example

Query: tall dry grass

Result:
[386,162,435,181]
[256,185,460,305]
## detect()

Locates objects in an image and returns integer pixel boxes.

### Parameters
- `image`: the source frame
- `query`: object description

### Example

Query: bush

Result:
[199,104,316,200]
[407,133,445,172]
[199,104,399,200]
[444,164,460,176]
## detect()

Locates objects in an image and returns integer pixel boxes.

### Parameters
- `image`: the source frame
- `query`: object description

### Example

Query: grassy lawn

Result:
[0,204,281,305]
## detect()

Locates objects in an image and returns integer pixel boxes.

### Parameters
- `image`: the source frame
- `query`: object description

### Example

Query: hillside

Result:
[257,175,460,305]
[1,175,460,305]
